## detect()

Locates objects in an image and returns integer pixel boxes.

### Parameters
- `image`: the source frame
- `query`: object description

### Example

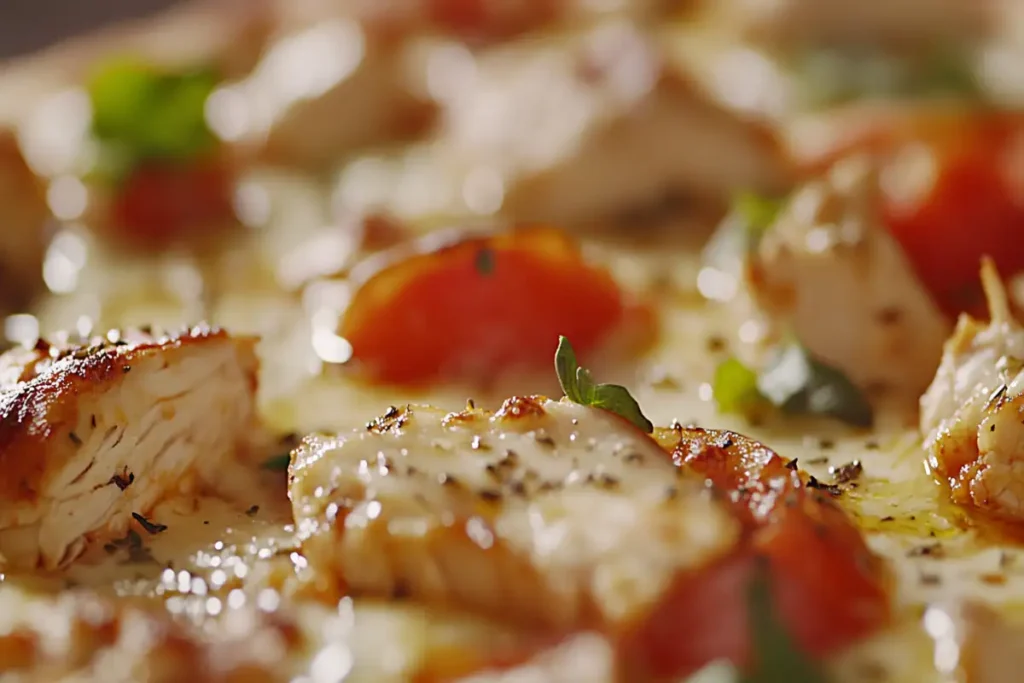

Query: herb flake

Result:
[132,512,167,535]
[555,336,653,433]
[758,343,874,428]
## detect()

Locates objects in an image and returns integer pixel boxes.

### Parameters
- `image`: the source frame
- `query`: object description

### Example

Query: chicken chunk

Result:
[216,19,434,169]
[339,22,788,226]
[289,397,738,630]
[920,260,1024,520]
[0,130,49,315]
[0,325,259,570]
[747,155,950,394]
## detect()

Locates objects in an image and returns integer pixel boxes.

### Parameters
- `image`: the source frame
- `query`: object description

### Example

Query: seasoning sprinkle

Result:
[109,471,135,491]
[132,512,168,535]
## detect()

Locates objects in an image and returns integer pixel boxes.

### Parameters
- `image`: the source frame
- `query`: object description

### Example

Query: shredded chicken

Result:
[748,155,950,394]
[920,260,1024,520]
[0,325,260,570]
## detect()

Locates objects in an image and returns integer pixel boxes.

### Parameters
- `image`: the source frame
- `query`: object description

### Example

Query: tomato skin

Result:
[339,226,631,386]
[881,114,1024,318]
[627,427,891,679]
[798,105,1024,318]
[107,156,236,251]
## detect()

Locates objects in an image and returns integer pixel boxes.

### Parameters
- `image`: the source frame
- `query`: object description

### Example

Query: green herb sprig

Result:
[555,336,653,433]
[86,56,220,185]
[713,343,873,428]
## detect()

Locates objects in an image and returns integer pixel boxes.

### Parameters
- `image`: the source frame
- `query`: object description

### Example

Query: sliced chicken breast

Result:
[0,325,259,570]
[920,261,1024,521]
[0,130,49,315]
[747,155,950,394]
[289,396,738,631]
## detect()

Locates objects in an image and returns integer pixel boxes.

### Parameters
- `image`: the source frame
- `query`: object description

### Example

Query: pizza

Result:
[0,0,1022,681]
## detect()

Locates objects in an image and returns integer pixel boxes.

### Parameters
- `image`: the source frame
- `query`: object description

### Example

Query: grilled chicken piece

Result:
[290,397,738,630]
[290,398,888,678]
[720,0,995,49]
[218,19,434,169]
[0,130,49,315]
[747,155,950,394]
[920,260,1024,521]
[346,22,788,226]
[0,325,259,570]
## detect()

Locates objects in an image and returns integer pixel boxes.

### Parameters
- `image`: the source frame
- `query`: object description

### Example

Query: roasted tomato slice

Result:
[797,105,1024,318]
[620,427,890,679]
[339,226,631,386]
[107,155,237,251]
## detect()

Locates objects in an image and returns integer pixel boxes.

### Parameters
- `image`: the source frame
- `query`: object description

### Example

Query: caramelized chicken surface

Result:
[0,326,259,570]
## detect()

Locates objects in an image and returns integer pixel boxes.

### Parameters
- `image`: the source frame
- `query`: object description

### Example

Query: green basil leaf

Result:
[261,454,291,472]
[555,335,584,403]
[86,56,220,183]
[742,561,827,683]
[554,336,653,433]
[713,357,767,416]
[591,383,654,433]
[757,343,874,428]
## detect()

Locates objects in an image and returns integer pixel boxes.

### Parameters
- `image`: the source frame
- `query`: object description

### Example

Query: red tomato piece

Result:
[339,226,631,386]
[797,105,1024,318]
[618,427,891,678]
[107,155,237,251]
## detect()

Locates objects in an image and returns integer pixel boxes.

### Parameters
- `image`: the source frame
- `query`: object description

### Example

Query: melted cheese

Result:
[9,160,1024,682]
[290,399,736,629]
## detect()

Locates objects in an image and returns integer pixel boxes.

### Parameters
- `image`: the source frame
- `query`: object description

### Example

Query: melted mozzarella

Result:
[290,398,737,629]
